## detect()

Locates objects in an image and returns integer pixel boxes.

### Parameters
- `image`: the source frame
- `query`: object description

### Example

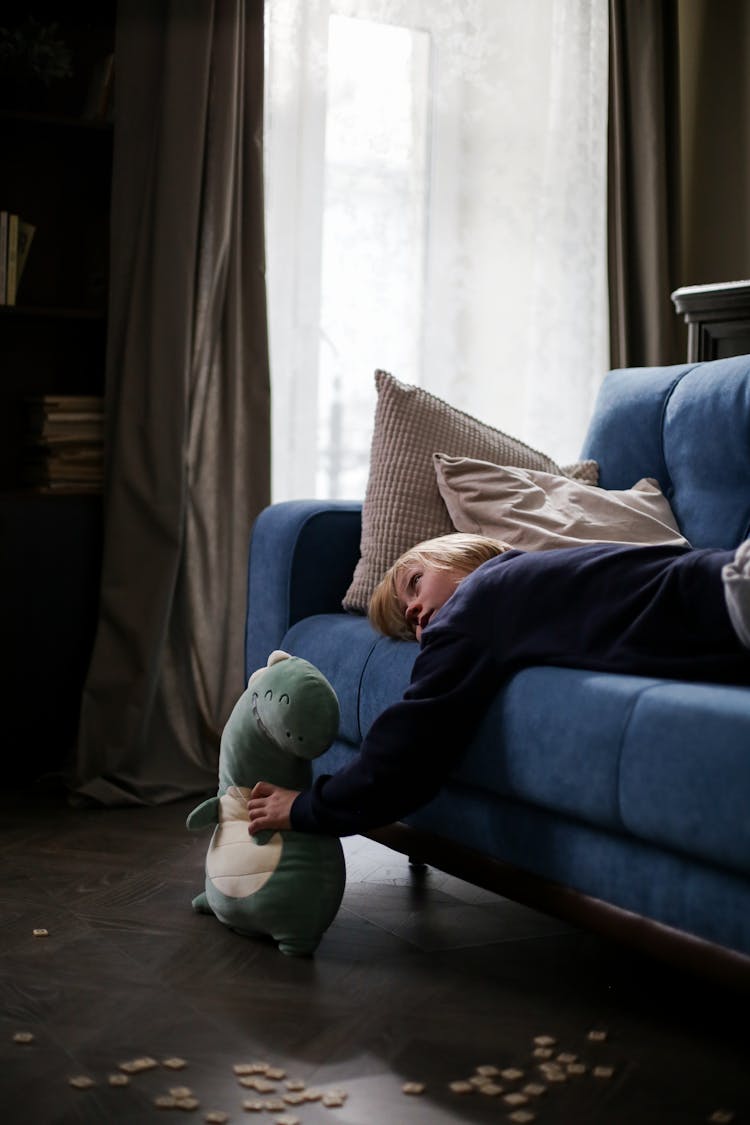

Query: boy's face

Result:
[395,562,465,640]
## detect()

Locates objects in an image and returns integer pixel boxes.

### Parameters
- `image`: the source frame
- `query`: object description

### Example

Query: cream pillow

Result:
[433,454,689,551]
[342,371,599,613]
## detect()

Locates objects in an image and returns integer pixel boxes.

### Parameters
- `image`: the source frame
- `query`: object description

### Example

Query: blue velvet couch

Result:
[245,358,750,985]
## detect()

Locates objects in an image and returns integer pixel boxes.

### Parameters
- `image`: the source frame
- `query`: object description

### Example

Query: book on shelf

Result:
[0,211,7,304]
[24,394,105,493]
[0,213,36,306]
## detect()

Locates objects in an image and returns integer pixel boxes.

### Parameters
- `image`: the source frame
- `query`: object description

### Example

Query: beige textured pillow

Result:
[433,454,689,551]
[342,370,599,613]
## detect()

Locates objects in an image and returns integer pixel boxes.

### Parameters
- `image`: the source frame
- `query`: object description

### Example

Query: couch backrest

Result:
[581,357,750,549]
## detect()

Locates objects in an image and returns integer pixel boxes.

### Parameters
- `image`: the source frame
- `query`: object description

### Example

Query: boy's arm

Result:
[289,629,498,836]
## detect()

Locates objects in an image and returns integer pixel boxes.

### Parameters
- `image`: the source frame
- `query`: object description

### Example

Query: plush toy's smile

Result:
[250,692,274,742]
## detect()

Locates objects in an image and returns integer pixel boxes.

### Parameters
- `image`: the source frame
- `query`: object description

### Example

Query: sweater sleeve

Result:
[289,628,498,836]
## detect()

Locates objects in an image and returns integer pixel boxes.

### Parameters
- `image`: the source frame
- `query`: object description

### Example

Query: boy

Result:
[248,535,750,838]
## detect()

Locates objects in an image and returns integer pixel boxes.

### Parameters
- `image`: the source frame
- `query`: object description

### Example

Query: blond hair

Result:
[368,533,510,640]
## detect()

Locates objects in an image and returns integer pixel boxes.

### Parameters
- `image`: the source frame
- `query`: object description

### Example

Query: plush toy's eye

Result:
[264,690,273,700]
[279,693,290,705]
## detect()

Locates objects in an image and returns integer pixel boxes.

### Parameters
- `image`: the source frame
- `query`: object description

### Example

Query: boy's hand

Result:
[247,781,299,834]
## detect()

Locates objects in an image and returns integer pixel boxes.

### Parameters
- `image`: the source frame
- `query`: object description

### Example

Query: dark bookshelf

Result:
[0,4,115,774]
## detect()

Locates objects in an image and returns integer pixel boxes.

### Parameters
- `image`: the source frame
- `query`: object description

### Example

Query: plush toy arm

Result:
[252,829,276,846]
[186,797,220,831]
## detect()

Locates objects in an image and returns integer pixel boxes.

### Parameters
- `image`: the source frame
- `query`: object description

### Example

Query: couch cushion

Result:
[619,680,750,876]
[582,357,750,548]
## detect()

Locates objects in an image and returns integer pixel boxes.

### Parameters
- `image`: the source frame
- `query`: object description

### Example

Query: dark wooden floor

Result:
[2,784,748,1125]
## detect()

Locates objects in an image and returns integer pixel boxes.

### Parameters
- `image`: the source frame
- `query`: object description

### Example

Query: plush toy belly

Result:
[206,787,282,897]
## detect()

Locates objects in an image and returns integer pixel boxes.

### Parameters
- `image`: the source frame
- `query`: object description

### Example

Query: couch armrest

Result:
[245,500,363,676]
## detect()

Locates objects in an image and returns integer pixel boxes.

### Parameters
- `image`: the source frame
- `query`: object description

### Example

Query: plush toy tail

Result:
[191,892,215,915]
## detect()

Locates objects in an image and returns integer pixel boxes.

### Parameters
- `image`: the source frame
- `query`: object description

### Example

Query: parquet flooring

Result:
[1,784,748,1124]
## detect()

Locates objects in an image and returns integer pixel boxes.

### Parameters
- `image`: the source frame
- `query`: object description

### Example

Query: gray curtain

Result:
[608,0,683,367]
[73,0,270,805]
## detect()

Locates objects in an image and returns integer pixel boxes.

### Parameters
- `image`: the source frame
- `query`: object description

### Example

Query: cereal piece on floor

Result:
[69,1076,95,1089]
[532,1047,554,1059]
[205,1113,229,1124]
[533,1035,556,1047]
[708,1112,735,1124]
[154,1095,178,1109]
[163,1057,188,1070]
[402,1082,425,1095]
[176,1097,200,1110]
[539,1065,566,1083]
[476,1064,500,1077]
[263,1099,286,1111]
[266,1067,286,1080]
[243,1100,264,1112]
[522,1083,546,1097]
[170,1086,193,1099]
[285,1080,306,1091]
[321,1093,346,1107]
[449,1080,474,1094]
[13,1032,34,1044]
[283,1092,306,1105]
[556,1052,577,1064]
[500,1067,524,1081]
[234,1063,255,1075]
[470,1074,492,1087]
[478,1082,503,1096]
[108,1073,130,1086]
[587,1029,608,1042]
[567,1062,587,1075]
[504,1092,529,1107]
[32,928,49,937]
[592,1065,615,1079]
[509,1112,536,1124]
[303,1088,323,1101]
[275,1116,301,1125]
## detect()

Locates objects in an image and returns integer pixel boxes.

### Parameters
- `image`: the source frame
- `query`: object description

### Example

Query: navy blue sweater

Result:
[290,543,748,837]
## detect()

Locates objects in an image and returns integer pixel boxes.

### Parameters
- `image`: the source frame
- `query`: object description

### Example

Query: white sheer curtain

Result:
[265,0,609,501]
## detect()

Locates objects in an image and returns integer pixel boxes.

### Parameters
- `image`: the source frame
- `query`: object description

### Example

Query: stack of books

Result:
[25,395,104,493]
[0,212,35,306]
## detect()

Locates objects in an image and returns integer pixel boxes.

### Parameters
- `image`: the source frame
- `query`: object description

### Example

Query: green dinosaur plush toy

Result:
[186,650,345,956]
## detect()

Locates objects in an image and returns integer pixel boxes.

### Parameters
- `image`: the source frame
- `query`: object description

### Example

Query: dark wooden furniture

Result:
[671,279,750,362]
[0,8,115,777]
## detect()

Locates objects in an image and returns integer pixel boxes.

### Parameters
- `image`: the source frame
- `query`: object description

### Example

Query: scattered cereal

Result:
[500,1067,525,1081]
[285,1080,306,1091]
[532,1047,554,1059]
[449,1080,474,1094]
[32,928,49,937]
[205,1114,229,1124]
[176,1097,200,1110]
[266,1067,286,1080]
[592,1065,615,1079]
[243,1100,264,1112]
[239,1077,276,1092]
[533,1035,557,1047]
[163,1057,188,1070]
[303,1089,323,1101]
[119,1056,159,1074]
[539,1066,566,1083]
[275,1116,301,1125]
[12,1031,34,1044]
[522,1083,546,1097]
[321,1093,346,1107]
[69,1076,95,1089]
[478,1082,503,1096]
[402,1082,425,1095]
[108,1073,130,1086]
[170,1086,193,1099]
[263,1099,285,1112]
[470,1075,492,1087]
[567,1062,587,1075]
[476,1064,500,1077]
[504,1092,529,1107]
[587,1029,608,1042]
[154,1095,178,1109]
[283,1092,306,1105]
[556,1052,577,1064]
[708,1113,735,1124]
[509,1112,535,1124]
